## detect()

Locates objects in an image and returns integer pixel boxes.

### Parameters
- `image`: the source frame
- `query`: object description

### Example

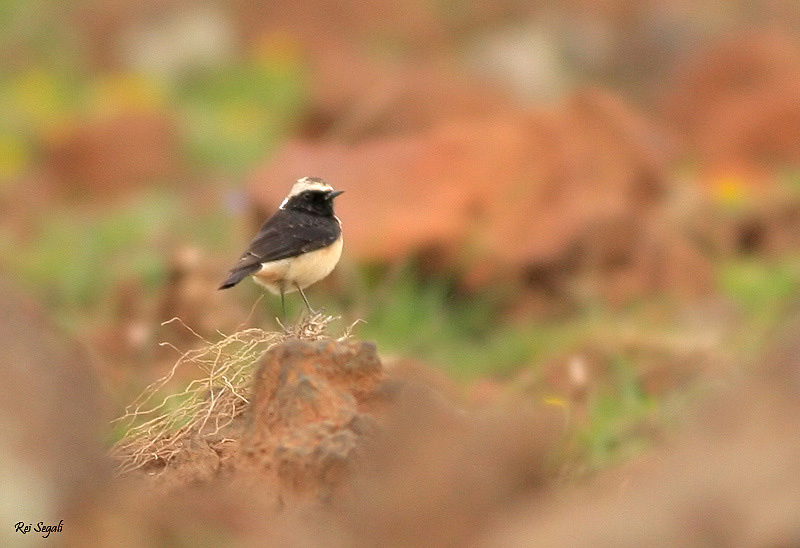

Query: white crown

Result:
[280,177,334,209]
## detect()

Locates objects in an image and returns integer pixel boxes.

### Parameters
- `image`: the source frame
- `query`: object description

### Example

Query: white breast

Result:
[252,236,343,295]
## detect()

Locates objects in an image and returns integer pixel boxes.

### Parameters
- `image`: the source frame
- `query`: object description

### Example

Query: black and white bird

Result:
[218,177,344,317]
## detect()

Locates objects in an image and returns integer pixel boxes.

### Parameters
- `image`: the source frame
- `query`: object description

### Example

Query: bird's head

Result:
[279,177,344,216]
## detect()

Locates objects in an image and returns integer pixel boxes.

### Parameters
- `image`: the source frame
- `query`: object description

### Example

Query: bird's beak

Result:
[328,190,344,199]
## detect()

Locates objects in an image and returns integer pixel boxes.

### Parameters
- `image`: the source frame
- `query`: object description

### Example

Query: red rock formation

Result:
[664,30,800,182]
[45,112,181,197]
[236,339,385,501]
[249,88,709,304]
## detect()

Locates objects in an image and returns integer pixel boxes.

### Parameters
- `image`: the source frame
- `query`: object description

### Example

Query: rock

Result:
[333,380,564,547]
[237,339,385,501]
[249,130,486,263]
[299,46,516,142]
[249,88,707,305]
[0,279,109,546]
[664,30,800,182]
[482,375,800,547]
[45,112,181,199]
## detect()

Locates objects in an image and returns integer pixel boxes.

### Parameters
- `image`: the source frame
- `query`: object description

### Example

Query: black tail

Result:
[218,263,261,290]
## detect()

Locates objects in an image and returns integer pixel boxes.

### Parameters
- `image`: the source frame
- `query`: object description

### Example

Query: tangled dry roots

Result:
[110,313,356,475]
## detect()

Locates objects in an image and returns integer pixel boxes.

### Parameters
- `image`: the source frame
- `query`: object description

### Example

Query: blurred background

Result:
[2,0,800,544]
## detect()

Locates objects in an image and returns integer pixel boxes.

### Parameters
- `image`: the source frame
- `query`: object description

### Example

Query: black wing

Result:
[218,209,340,289]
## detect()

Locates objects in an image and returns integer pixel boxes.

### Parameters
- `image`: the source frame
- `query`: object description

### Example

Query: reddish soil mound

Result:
[297,46,517,142]
[664,30,800,181]
[0,279,109,546]
[485,359,800,546]
[69,327,800,546]
[132,338,387,501]
[91,336,564,545]
[236,339,385,501]
[250,88,709,305]
[45,112,181,198]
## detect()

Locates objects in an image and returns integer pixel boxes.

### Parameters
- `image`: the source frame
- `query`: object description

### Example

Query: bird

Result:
[218,177,344,318]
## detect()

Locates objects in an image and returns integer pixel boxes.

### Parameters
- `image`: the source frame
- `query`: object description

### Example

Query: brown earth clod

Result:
[236,338,386,501]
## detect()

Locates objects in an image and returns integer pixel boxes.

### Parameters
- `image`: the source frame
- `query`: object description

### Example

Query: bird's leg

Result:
[296,283,316,315]
[280,287,286,321]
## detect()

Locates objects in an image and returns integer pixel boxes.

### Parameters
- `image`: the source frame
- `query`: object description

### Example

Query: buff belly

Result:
[252,237,343,295]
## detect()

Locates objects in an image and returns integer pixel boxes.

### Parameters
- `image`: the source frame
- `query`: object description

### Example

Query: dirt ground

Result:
[3,295,800,546]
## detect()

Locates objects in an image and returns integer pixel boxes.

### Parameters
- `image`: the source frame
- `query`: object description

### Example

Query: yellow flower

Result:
[712,173,749,208]
[252,31,303,72]
[91,72,166,117]
[543,395,567,408]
